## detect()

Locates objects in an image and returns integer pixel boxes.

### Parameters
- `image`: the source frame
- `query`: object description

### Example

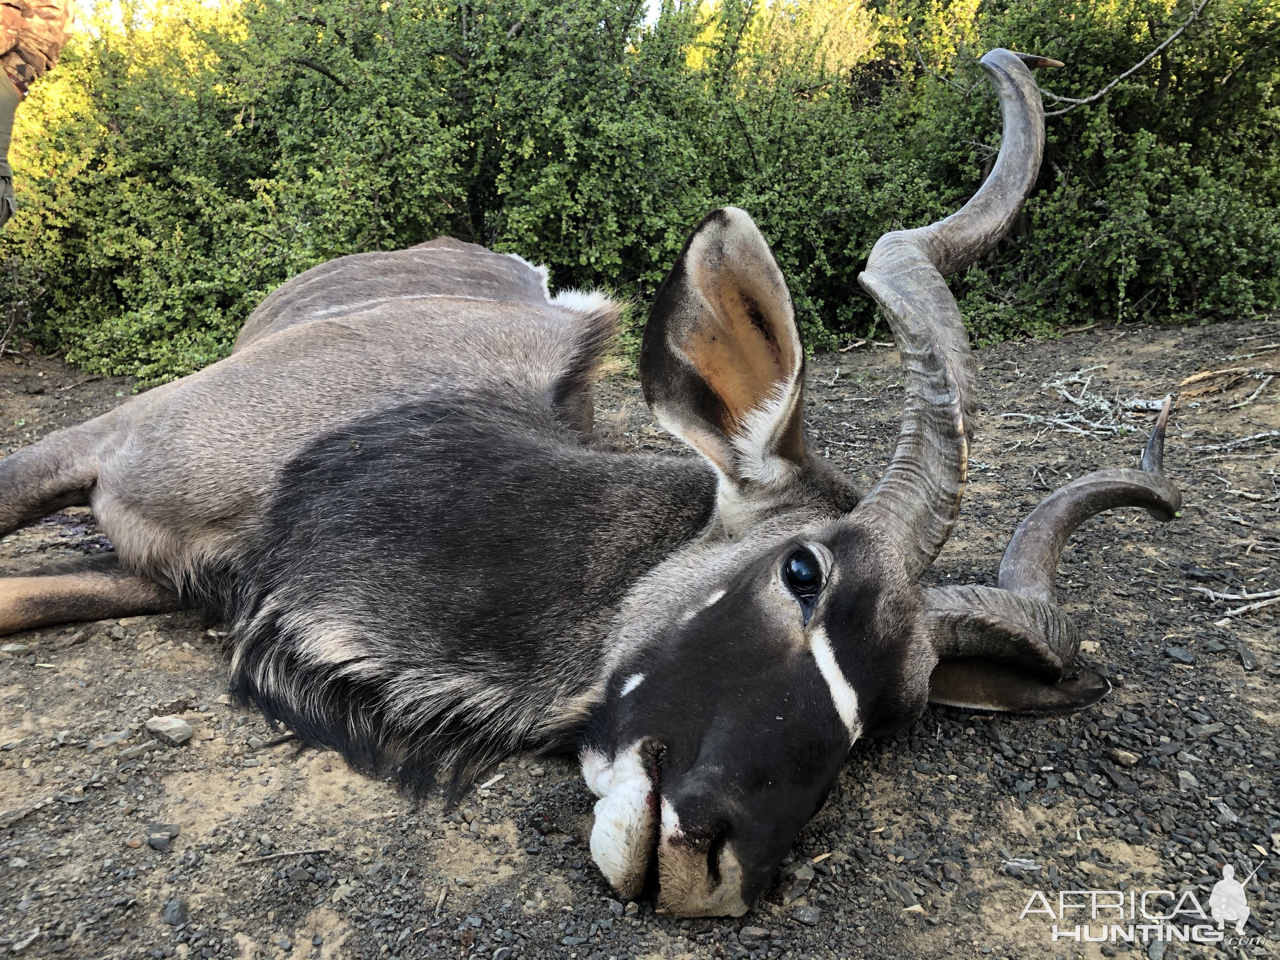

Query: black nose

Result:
[661,778,777,892]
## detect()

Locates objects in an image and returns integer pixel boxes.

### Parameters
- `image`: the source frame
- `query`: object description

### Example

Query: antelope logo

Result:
[1209,863,1256,935]
[1018,859,1264,946]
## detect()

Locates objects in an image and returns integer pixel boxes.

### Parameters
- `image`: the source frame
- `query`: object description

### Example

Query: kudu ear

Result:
[640,208,805,486]
[928,658,1111,715]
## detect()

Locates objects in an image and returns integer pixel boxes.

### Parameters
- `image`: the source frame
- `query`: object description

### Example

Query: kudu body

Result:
[0,51,1179,916]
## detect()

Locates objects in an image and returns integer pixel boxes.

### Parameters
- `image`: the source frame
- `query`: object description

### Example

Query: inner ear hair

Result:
[641,208,806,484]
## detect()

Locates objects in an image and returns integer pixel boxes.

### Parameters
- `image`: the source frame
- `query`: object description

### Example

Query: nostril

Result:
[641,738,668,781]
[706,826,729,886]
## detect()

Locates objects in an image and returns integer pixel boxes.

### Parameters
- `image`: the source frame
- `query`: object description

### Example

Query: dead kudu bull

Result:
[0,50,1179,916]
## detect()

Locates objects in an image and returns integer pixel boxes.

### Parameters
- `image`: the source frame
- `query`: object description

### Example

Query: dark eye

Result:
[784,548,823,622]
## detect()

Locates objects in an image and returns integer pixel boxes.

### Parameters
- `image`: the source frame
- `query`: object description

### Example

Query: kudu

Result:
[0,50,1180,917]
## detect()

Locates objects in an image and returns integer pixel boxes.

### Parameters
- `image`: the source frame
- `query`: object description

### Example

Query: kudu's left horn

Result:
[925,398,1181,713]
[855,49,1181,712]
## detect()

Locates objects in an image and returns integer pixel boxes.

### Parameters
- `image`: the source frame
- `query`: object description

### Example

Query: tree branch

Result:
[1041,0,1209,117]
[288,56,348,89]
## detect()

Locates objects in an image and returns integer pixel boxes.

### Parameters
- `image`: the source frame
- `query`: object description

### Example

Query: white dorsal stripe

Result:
[809,627,861,742]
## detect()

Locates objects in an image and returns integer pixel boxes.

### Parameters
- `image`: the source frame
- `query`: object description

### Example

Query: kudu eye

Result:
[783,548,823,623]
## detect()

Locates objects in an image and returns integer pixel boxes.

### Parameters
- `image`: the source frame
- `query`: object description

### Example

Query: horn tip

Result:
[1012,52,1065,69]
[1140,394,1175,473]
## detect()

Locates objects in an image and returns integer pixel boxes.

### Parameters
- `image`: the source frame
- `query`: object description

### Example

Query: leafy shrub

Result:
[1,0,1276,382]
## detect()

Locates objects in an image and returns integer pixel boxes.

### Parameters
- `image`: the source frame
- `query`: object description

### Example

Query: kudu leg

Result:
[0,553,184,636]
[0,426,100,536]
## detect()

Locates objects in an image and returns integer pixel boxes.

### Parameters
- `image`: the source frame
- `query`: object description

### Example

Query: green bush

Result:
[1,0,1276,382]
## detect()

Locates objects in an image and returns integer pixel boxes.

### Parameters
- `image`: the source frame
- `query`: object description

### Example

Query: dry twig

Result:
[1192,431,1280,454]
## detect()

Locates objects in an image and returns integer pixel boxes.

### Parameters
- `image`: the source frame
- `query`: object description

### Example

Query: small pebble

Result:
[792,905,821,925]
[144,715,193,747]
[160,899,189,925]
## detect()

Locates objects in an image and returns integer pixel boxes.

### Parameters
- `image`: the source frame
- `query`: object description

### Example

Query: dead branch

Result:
[1192,431,1280,453]
[1229,375,1273,410]
[1220,595,1280,619]
[1189,586,1280,603]
[241,847,332,864]
[1041,0,1210,117]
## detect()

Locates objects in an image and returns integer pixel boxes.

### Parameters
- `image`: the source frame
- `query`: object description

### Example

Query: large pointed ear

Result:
[922,585,1111,715]
[928,659,1111,715]
[640,208,805,485]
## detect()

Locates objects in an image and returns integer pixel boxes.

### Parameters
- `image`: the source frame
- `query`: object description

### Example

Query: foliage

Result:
[1,0,1277,381]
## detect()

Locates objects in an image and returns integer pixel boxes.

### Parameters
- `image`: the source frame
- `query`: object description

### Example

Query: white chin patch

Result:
[582,741,655,899]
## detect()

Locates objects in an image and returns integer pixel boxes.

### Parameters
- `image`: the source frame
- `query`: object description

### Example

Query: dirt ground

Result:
[1,318,1278,960]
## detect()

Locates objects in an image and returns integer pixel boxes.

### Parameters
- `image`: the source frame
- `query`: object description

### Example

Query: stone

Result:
[145,716,193,746]
[792,905,821,925]
[624,901,640,918]
[1107,748,1140,767]
[160,899,189,925]
[1,643,32,655]
[1238,642,1258,671]
[10,931,39,952]
[118,740,159,761]
[1100,763,1138,794]
[1177,769,1199,792]
[147,822,181,852]
[887,877,918,907]
[606,899,624,917]
[782,862,815,903]
[739,927,769,942]
[1164,646,1195,664]
[54,631,86,649]
[1187,722,1224,738]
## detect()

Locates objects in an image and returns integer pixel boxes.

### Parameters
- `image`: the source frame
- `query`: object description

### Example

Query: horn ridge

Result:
[923,584,1078,683]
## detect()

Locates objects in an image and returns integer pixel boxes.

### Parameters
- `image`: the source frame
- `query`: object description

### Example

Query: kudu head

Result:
[578,49,1181,917]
